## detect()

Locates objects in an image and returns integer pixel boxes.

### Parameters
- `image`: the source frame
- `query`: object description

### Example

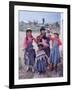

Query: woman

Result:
[23,28,36,72]
[36,27,50,58]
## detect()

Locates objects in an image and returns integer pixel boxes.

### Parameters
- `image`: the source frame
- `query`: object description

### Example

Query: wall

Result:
[0,0,71,90]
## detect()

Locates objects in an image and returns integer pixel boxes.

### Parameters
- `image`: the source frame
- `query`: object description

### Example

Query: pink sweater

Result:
[23,37,33,49]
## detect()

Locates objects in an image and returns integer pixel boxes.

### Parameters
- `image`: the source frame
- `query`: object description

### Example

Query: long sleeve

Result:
[23,38,27,49]
[58,39,62,46]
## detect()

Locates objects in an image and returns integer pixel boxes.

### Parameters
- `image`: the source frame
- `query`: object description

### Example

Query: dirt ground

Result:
[19,59,63,79]
[19,65,63,79]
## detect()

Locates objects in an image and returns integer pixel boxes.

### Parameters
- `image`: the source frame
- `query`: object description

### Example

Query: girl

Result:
[23,28,36,72]
[50,32,62,72]
[35,44,48,74]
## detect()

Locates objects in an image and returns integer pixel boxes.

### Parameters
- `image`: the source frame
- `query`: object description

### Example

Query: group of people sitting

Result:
[23,26,62,74]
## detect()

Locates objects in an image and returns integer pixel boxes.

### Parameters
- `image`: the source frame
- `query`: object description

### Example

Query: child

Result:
[35,44,48,74]
[23,28,36,72]
[50,32,62,72]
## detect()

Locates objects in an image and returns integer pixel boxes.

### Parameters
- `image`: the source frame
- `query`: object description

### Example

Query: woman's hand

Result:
[32,36,37,43]
[38,42,43,45]
[42,39,49,47]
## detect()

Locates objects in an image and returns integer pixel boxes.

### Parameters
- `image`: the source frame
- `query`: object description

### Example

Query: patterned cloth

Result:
[43,47,50,57]
[35,50,48,73]
[24,42,36,67]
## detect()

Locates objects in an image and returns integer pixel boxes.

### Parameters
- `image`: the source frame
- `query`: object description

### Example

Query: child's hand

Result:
[32,36,37,43]
[22,48,25,51]
[38,42,43,45]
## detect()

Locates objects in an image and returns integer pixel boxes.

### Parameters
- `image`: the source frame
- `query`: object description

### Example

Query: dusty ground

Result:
[19,61,63,79]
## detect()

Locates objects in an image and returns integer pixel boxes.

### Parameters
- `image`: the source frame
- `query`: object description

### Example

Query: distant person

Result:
[50,32,62,72]
[23,28,36,72]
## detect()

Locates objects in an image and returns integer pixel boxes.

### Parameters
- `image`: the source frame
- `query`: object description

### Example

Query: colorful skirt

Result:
[50,46,60,65]
[24,48,36,66]
[35,50,48,73]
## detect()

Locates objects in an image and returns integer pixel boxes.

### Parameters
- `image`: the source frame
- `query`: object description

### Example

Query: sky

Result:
[19,10,61,24]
